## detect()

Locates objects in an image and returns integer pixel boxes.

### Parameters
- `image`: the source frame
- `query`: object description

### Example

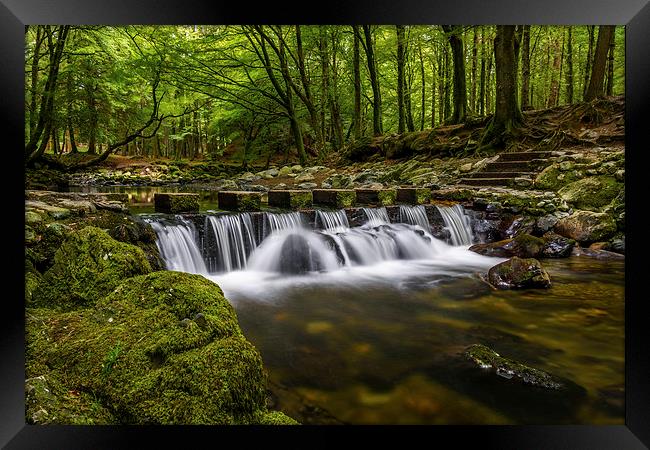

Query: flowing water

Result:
[145,217,206,274]
[145,207,624,425]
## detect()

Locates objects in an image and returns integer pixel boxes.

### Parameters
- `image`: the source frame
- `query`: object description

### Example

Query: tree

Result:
[352,26,362,139]
[396,25,406,133]
[361,26,382,135]
[480,25,523,149]
[520,25,531,110]
[441,25,467,124]
[565,27,574,104]
[584,26,615,101]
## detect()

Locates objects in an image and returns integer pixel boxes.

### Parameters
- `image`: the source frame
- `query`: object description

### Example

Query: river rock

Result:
[487,256,551,289]
[554,210,617,243]
[464,344,564,390]
[27,271,298,425]
[291,165,303,172]
[558,176,622,211]
[469,234,544,258]
[25,211,43,224]
[571,247,625,260]
[295,173,315,183]
[33,227,152,308]
[297,182,318,190]
[540,232,575,258]
[278,166,293,176]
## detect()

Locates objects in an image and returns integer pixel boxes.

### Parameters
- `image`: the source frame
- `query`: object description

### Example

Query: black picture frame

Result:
[3,0,649,447]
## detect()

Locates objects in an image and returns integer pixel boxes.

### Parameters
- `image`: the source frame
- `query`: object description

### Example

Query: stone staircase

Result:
[459,151,551,187]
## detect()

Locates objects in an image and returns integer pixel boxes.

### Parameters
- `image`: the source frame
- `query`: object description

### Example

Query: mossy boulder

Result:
[464,344,566,390]
[487,256,551,289]
[469,233,544,258]
[534,164,583,191]
[33,227,152,308]
[27,271,297,425]
[554,210,617,244]
[558,176,622,211]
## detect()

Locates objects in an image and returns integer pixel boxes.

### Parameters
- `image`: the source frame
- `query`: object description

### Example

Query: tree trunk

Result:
[471,26,478,113]
[443,49,451,121]
[585,26,615,101]
[419,40,426,131]
[294,25,323,148]
[405,64,415,132]
[431,55,436,127]
[480,27,486,115]
[565,26,574,104]
[352,26,362,139]
[547,36,562,107]
[396,25,406,133]
[520,25,531,110]
[583,26,595,99]
[441,25,467,124]
[606,29,615,96]
[29,26,44,140]
[87,93,97,154]
[481,25,523,148]
[363,25,382,135]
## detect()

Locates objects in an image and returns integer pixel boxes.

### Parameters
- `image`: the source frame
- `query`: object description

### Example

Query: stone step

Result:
[267,190,313,209]
[469,171,532,179]
[396,188,432,204]
[154,193,200,214]
[217,191,262,211]
[355,188,397,206]
[313,189,356,208]
[497,151,550,162]
[484,161,537,172]
[458,178,514,187]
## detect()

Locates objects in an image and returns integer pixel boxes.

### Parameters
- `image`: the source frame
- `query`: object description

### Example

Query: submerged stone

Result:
[464,344,564,390]
[487,256,551,290]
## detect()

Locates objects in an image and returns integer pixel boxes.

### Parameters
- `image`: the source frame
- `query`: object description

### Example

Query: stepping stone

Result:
[313,189,356,208]
[458,178,514,187]
[217,191,261,211]
[268,190,313,209]
[355,188,397,206]
[497,151,550,162]
[154,193,200,213]
[396,188,431,205]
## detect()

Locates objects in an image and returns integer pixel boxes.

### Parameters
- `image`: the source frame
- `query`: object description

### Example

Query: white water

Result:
[435,204,475,246]
[363,207,390,226]
[399,205,430,230]
[264,212,305,235]
[204,213,255,272]
[316,209,350,232]
[147,217,207,274]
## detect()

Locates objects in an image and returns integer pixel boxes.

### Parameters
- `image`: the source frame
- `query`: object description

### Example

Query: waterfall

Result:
[435,204,474,246]
[145,205,481,276]
[315,209,350,232]
[363,207,390,227]
[204,214,256,272]
[399,205,430,230]
[264,212,305,236]
[147,217,207,274]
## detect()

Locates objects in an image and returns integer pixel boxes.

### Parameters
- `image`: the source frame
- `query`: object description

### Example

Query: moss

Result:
[534,164,582,191]
[464,344,563,390]
[25,260,42,303]
[290,191,313,209]
[33,226,152,308]
[239,193,262,211]
[487,256,551,289]
[154,193,200,214]
[336,191,356,208]
[253,410,300,425]
[377,189,397,206]
[26,271,296,424]
[415,188,432,204]
[558,176,622,211]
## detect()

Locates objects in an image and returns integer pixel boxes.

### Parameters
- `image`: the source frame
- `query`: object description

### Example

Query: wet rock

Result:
[571,247,624,260]
[554,210,617,243]
[541,232,575,258]
[558,176,622,211]
[464,344,564,390]
[535,214,558,234]
[297,182,318,190]
[609,236,625,254]
[487,256,551,289]
[469,234,544,258]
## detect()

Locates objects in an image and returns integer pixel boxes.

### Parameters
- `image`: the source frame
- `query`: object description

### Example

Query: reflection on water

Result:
[214,257,624,425]
[68,185,223,213]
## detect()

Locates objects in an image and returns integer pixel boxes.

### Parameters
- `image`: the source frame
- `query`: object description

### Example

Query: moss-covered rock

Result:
[554,210,617,243]
[534,164,583,191]
[487,256,551,289]
[154,193,200,214]
[27,271,297,425]
[558,176,622,211]
[469,233,544,258]
[464,344,564,390]
[33,227,151,308]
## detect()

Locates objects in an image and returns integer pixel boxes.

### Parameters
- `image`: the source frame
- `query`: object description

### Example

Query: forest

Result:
[24,25,624,168]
